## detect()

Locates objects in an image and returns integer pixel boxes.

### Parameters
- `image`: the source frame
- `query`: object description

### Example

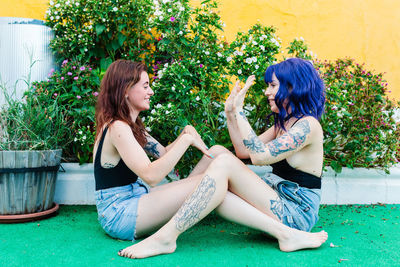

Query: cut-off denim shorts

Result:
[248,165,321,232]
[95,179,149,241]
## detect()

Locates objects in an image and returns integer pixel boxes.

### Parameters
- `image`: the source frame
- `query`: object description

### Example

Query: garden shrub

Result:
[40,0,399,175]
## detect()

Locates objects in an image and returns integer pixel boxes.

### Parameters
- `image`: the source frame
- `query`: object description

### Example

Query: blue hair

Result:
[264,58,325,131]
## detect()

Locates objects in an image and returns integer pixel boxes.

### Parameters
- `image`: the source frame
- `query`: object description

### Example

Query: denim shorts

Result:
[248,165,321,232]
[95,179,149,241]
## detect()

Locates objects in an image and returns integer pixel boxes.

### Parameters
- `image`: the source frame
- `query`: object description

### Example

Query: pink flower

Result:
[67,72,73,76]
[61,77,64,80]
[88,67,92,71]
[76,95,81,99]
[54,93,58,97]
[80,66,85,71]
[199,64,203,68]
[74,76,79,80]
[72,66,76,69]
[62,59,68,65]
[170,17,175,22]
[93,92,99,97]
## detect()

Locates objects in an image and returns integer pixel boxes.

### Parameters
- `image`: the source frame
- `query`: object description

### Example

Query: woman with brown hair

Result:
[94,59,327,259]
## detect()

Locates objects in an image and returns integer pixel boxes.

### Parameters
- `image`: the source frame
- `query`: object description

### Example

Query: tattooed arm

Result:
[144,134,166,159]
[236,110,314,165]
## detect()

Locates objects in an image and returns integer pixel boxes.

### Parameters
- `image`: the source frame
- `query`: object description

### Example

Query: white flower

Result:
[245,57,253,64]
[226,56,232,62]
[55,3,60,8]
[156,104,162,109]
[196,96,200,101]
[165,111,170,114]
[167,8,172,12]
[238,69,242,75]
[171,86,175,91]
[179,6,185,11]
[205,51,210,55]
[74,137,78,142]
[56,15,60,20]
[162,0,170,3]
[392,108,400,123]
[217,52,222,57]
[252,41,258,45]
[260,45,265,51]
[241,44,246,50]
[50,16,54,20]
[238,51,243,56]
[66,1,70,5]
[178,31,183,35]
[113,7,118,12]
[75,2,79,6]
[49,0,54,5]
[300,36,304,41]
[151,109,156,114]
[88,25,92,30]
[78,130,83,135]
[222,23,226,27]
[255,65,259,70]
[159,15,164,20]
[102,18,106,22]
[167,103,172,108]
[83,136,87,140]
[252,56,257,62]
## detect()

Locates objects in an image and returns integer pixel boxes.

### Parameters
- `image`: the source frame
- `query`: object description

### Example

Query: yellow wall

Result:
[1,0,399,100]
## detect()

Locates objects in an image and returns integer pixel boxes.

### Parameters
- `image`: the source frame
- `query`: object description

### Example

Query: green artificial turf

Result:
[1,204,399,266]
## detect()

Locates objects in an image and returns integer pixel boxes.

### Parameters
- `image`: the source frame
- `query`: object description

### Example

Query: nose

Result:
[264,85,271,96]
[149,87,154,96]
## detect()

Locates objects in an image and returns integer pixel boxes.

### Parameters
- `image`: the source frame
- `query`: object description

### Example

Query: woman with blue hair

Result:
[118,58,327,259]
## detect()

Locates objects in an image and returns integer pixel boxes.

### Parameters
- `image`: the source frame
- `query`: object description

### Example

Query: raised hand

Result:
[225,81,241,114]
[234,75,256,110]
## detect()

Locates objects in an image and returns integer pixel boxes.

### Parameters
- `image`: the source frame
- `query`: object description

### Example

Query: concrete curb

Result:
[55,163,400,205]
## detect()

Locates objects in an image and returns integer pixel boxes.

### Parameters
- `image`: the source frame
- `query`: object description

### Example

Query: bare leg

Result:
[119,154,327,259]
[188,145,231,177]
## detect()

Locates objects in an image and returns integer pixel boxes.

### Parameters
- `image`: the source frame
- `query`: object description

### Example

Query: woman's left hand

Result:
[234,75,256,110]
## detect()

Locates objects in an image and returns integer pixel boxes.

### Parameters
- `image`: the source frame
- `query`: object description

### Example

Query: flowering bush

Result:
[31,59,100,163]
[318,58,400,173]
[43,0,399,175]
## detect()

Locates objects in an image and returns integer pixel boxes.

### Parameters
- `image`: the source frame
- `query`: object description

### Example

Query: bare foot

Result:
[118,234,177,259]
[278,229,328,252]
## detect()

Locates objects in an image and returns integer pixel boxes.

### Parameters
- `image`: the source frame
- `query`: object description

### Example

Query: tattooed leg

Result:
[174,175,216,231]
[270,196,284,221]
[119,172,226,259]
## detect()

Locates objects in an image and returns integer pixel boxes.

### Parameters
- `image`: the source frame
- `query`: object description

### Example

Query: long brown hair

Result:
[95,59,148,147]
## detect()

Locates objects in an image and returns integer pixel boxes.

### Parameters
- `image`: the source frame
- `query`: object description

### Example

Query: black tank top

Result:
[270,159,321,189]
[94,125,138,190]
[270,116,321,189]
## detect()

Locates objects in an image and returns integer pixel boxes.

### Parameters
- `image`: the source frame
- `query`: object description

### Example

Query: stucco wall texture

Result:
[1,0,399,100]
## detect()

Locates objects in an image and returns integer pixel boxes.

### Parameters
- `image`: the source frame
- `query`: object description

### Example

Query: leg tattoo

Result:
[270,196,284,221]
[174,175,216,231]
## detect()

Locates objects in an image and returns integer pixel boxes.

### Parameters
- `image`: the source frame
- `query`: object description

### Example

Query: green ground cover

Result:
[1,204,399,266]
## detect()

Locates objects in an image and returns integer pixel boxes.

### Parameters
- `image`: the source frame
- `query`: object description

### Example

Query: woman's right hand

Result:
[183,132,214,159]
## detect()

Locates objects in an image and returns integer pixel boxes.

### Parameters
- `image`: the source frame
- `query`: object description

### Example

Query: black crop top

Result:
[94,125,138,190]
[270,159,321,189]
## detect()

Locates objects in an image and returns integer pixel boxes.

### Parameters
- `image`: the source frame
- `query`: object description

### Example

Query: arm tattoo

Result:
[174,175,216,232]
[243,130,266,153]
[270,196,284,221]
[144,141,160,158]
[267,120,311,157]
[103,163,115,169]
[238,111,248,121]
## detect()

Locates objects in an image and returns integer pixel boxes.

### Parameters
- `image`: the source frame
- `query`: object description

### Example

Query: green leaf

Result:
[117,33,127,46]
[95,24,106,36]
[100,58,113,72]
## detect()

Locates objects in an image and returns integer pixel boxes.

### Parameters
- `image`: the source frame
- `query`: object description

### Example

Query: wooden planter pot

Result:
[0,150,62,220]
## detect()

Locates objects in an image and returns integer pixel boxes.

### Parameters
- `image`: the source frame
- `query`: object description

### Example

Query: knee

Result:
[209,153,237,169]
[208,145,232,157]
